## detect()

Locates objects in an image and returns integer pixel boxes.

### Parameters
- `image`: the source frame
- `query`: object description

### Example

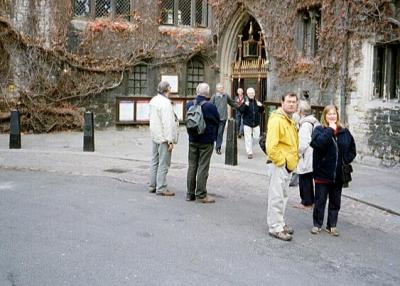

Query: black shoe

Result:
[216,148,221,155]
[186,194,195,201]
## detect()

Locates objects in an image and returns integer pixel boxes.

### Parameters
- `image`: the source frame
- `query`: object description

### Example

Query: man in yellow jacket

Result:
[266,92,299,241]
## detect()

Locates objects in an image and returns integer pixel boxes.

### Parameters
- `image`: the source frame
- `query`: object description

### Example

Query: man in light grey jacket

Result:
[210,83,237,154]
[148,81,179,196]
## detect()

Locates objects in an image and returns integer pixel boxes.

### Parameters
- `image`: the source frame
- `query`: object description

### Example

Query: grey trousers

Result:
[149,141,171,194]
[187,142,214,199]
[215,120,227,150]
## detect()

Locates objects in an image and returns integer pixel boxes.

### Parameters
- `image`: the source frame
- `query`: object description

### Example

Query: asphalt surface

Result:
[0,127,400,285]
[1,169,399,286]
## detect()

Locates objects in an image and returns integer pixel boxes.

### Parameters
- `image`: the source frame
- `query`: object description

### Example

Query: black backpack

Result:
[186,100,206,135]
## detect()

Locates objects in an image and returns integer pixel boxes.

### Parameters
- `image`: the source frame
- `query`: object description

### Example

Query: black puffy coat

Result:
[238,98,264,128]
[310,126,356,184]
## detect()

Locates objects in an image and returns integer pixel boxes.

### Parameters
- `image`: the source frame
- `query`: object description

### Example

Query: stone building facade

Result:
[1,0,399,167]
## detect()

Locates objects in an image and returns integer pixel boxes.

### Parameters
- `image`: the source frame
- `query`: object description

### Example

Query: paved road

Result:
[1,167,399,286]
[1,127,400,285]
[1,127,399,215]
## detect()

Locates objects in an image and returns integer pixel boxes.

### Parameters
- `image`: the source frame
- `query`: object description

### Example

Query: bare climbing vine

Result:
[211,0,399,89]
[0,0,399,132]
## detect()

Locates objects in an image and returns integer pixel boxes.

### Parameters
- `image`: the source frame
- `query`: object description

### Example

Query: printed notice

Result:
[119,101,134,121]
[136,101,150,121]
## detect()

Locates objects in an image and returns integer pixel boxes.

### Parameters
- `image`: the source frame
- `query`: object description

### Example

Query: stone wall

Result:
[367,108,400,166]
[86,57,218,128]
[348,41,400,167]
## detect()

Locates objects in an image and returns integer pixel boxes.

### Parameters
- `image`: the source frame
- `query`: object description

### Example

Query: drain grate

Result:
[104,168,130,174]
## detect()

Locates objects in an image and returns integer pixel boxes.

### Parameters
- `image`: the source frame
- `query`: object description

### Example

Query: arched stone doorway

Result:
[218,9,269,129]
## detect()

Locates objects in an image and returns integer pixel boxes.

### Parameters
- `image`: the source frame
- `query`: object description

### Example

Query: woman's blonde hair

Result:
[321,105,341,128]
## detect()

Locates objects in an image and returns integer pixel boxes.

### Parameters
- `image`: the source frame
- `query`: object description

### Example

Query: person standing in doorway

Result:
[148,81,179,196]
[235,88,245,138]
[295,100,319,209]
[186,83,220,203]
[210,83,237,154]
[266,92,299,241]
[238,87,264,159]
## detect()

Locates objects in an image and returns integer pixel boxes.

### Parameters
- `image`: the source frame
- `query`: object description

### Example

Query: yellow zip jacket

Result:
[266,107,299,171]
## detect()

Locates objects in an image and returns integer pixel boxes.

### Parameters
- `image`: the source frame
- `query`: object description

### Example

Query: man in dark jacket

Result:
[238,87,264,159]
[186,83,220,203]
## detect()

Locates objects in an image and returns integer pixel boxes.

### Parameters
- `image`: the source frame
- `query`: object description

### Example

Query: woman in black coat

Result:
[310,105,356,236]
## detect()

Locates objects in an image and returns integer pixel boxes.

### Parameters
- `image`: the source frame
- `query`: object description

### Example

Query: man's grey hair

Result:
[298,100,312,115]
[216,83,223,89]
[196,83,210,97]
[157,81,171,94]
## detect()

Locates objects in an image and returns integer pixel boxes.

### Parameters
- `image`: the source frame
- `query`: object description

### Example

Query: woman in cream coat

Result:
[297,101,319,208]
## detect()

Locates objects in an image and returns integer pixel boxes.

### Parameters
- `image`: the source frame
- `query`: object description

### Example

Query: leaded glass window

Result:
[74,0,91,17]
[160,0,208,27]
[161,0,175,25]
[74,0,131,20]
[128,65,148,95]
[187,59,204,96]
[95,0,111,18]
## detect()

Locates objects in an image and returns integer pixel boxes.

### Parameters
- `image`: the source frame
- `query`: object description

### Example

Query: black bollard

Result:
[83,112,95,152]
[225,118,238,166]
[9,110,21,149]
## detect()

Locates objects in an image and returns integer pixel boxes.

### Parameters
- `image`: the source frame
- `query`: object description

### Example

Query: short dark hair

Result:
[281,92,298,102]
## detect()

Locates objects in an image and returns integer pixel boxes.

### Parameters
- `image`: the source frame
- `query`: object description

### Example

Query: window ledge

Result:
[366,98,400,109]
[70,18,89,31]
[70,18,133,31]
[158,25,212,36]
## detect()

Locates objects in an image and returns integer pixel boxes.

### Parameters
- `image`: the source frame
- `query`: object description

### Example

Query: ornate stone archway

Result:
[218,9,269,93]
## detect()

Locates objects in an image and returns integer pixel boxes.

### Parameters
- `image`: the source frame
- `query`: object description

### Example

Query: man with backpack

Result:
[186,83,220,203]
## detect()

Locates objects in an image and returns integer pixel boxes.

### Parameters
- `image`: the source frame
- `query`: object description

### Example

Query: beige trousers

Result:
[267,165,292,233]
[244,125,260,155]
